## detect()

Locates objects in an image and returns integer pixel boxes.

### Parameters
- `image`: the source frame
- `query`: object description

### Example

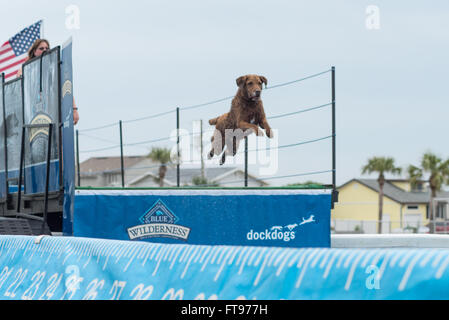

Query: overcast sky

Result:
[2,1,449,187]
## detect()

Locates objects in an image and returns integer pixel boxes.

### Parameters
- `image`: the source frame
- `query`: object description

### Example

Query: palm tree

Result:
[286,181,323,188]
[191,176,219,187]
[407,152,449,233]
[362,157,402,234]
[148,147,172,187]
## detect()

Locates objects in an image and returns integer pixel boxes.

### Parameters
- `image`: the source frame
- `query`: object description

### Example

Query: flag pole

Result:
[41,19,45,39]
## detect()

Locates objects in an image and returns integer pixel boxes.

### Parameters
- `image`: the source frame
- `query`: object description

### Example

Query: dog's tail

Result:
[209,117,220,126]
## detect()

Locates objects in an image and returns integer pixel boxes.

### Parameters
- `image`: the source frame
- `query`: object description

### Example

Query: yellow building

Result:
[331,179,449,234]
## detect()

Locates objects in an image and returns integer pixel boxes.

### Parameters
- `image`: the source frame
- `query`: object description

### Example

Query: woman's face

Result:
[34,42,49,57]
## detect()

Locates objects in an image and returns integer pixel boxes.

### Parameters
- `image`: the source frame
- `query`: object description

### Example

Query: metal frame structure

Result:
[0,74,6,205]
[0,47,64,234]
[75,67,339,204]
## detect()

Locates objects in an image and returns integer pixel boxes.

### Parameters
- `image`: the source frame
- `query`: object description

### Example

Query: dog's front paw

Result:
[266,128,274,139]
[256,129,265,137]
[220,153,226,166]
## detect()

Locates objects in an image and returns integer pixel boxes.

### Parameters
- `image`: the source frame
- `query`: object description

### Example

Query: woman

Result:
[17,39,79,125]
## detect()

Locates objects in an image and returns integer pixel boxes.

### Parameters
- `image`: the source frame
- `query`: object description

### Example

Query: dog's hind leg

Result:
[220,138,227,165]
[208,136,215,159]
[232,136,238,156]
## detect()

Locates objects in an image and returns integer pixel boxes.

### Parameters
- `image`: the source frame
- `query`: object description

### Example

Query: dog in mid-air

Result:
[208,74,273,165]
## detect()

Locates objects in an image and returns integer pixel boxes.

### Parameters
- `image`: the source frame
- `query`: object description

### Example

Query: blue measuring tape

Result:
[1,235,449,300]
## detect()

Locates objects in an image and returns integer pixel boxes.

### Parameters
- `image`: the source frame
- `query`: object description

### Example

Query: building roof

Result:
[128,166,268,187]
[165,167,237,185]
[80,156,144,175]
[80,156,268,186]
[340,179,449,204]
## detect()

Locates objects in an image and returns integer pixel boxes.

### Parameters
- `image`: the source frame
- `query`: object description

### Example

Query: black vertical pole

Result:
[76,129,80,187]
[119,120,125,188]
[1,74,7,197]
[244,137,248,187]
[332,67,336,188]
[331,66,338,209]
[200,119,205,181]
[57,48,63,191]
[176,108,180,187]
[41,123,53,234]
[39,54,43,94]
[17,126,25,213]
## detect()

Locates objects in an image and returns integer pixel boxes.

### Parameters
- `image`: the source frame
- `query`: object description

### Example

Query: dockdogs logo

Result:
[127,200,191,241]
[247,215,317,242]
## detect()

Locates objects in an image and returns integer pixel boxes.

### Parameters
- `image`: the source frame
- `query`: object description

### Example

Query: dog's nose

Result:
[255,91,261,97]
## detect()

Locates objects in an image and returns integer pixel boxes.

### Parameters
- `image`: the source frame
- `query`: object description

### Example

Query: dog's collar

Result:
[237,90,260,104]
[243,96,259,104]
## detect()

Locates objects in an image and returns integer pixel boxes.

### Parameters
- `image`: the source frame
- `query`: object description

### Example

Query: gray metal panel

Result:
[0,78,4,173]
[0,76,5,200]
[3,79,23,173]
[22,49,61,195]
[332,234,449,248]
[23,49,59,166]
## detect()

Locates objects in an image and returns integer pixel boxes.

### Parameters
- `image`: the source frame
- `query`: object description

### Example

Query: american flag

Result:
[0,20,42,81]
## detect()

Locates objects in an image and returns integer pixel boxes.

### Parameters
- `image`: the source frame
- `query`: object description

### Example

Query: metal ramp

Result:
[0,218,51,236]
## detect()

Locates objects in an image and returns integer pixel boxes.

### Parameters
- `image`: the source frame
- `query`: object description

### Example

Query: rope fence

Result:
[75,67,337,196]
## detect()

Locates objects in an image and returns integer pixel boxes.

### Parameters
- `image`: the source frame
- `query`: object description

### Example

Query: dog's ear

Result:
[236,76,247,88]
[259,76,268,88]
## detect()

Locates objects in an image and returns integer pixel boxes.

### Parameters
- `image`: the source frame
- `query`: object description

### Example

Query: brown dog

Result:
[208,74,273,165]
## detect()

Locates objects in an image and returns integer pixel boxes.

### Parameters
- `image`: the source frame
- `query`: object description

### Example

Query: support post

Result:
[245,137,248,187]
[76,129,80,187]
[331,66,338,209]
[1,75,7,199]
[41,123,53,234]
[17,126,25,213]
[200,120,205,181]
[177,108,180,187]
[119,120,125,188]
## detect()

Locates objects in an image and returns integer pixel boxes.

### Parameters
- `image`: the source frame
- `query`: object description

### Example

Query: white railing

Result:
[331,219,449,234]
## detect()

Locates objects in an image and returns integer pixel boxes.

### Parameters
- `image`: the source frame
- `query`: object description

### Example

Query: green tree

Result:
[407,152,449,233]
[362,157,402,234]
[148,147,172,187]
[286,181,324,188]
[191,176,220,187]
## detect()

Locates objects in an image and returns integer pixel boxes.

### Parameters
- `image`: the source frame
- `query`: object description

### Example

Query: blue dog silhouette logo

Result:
[140,200,178,225]
[127,200,190,241]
